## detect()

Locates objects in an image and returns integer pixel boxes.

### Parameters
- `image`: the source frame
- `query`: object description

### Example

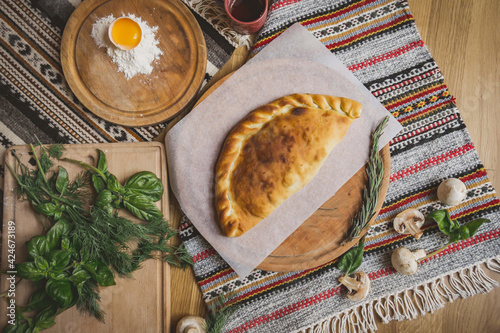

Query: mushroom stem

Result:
[404,220,423,239]
[338,275,361,292]
[338,272,371,301]
[412,249,427,261]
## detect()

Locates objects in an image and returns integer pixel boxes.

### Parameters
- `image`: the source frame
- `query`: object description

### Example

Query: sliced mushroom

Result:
[176,316,206,333]
[391,247,426,275]
[393,209,425,239]
[437,178,467,206]
[338,271,371,301]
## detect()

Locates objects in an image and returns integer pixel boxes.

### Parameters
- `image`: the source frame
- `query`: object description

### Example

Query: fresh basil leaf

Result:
[47,250,72,273]
[123,194,163,222]
[34,257,49,272]
[463,218,490,238]
[96,149,108,173]
[337,237,366,276]
[69,267,92,287]
[16,262,44,281]
[124,171,164,202]
[61,237,71,251]
[49,272,67,280]
[83,259,115,287]
[55,166,69,195]
[92,174,107,194]
[427,209,459,235]
[46,218,72,250]
[46,279,74,309]
[450,218,491,243]
[33,203,57,217]
[108,174,125,194]
[27,235,49,258]
[34,304,57,330]
[28,289,54,311]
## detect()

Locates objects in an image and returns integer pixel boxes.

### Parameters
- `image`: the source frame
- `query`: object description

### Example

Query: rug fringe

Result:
[182,0,254,49]
[296,259,499,333]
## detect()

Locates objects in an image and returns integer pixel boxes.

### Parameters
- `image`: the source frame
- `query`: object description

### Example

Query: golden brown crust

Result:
[215,93,362,237]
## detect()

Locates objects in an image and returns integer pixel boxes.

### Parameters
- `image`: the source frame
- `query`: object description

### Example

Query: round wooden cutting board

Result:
[61,0,206,127]
[196,75,391,272]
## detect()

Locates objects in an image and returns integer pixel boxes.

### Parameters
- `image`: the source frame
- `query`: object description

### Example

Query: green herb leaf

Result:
[96,149,108,173]
[56,166,69,195]
[33,203,57,217]
[124,171,164,202]
[34,257,50,272]
[61,237,71,251]
[69,267,92,288]
[47,250,72,273]
[27,235,50,258]
[92,175,107,194]
[16,262,45,281]
[46,278,74,309]
[337,236,366,276]
[450,218,491,243]
[46,218,72,250]
[83,260,116,287]
[107,174,125,194]
[28,289,54,311]
[123,194,163,222]
[426,209,459,235]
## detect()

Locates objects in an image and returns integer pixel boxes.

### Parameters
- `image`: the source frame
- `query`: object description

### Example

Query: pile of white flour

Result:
[91,14,162,80]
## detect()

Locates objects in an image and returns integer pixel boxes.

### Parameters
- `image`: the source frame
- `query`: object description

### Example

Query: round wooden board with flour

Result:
[61,0,206,127]
[196,75,391,272]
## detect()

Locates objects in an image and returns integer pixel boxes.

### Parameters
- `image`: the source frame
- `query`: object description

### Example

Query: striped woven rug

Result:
[179,0,500,332]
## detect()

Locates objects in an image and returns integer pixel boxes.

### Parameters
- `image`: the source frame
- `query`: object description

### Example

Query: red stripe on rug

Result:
[379,188,435,215]
[192,248,217,263]
[390,114,457,144]
[372,68,441,97]
[343,39,423,72]
[327,15,414,53]
[199,268,234,286]
[390,143,475,182]
[397,98,454,123]
[384,84,446,111]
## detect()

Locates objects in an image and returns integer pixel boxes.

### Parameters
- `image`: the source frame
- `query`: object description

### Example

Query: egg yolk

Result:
[110,18,142,50]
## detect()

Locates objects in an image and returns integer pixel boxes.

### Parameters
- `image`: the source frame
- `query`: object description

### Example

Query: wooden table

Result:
[164,0,500,331]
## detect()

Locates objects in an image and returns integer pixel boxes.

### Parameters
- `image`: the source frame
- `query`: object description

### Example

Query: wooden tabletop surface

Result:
[164,0,500,332]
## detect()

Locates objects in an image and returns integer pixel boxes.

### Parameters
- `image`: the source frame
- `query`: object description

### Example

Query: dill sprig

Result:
[347,116,389,241]
[205,295,237,333]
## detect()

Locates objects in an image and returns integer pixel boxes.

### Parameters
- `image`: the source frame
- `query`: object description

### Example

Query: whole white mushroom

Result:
[437,178,467,206]
[391,247,426,275]
[176,316,206,333]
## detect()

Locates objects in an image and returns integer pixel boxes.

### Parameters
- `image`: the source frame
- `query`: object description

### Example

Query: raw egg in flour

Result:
[108,17,142,50]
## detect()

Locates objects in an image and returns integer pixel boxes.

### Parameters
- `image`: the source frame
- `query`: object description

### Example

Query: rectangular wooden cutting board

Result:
[0,142,170,332]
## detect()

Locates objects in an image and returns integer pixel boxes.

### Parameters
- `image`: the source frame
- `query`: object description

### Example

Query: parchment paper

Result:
[165,23,403,277]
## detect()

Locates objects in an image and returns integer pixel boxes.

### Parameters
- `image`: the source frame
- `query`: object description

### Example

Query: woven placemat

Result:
[178,0,500,332]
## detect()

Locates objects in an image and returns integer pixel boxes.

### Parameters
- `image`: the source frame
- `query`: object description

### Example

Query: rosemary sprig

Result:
[347,116,389,241]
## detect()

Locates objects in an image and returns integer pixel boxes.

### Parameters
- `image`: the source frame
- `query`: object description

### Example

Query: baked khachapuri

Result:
[215,93,362,237]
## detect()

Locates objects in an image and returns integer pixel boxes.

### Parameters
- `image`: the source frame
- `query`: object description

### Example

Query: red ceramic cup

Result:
[224,0,269,35]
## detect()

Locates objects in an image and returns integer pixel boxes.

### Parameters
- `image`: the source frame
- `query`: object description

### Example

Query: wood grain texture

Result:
[0,142,171,332]
[61,0,207,127]
[168,0,500,331]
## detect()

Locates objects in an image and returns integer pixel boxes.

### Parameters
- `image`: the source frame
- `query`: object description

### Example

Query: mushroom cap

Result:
[339,271,371,301]
[393,209,425,238]
[437,178,467,206]
[391,247,418,275]
[176,316,206,333]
